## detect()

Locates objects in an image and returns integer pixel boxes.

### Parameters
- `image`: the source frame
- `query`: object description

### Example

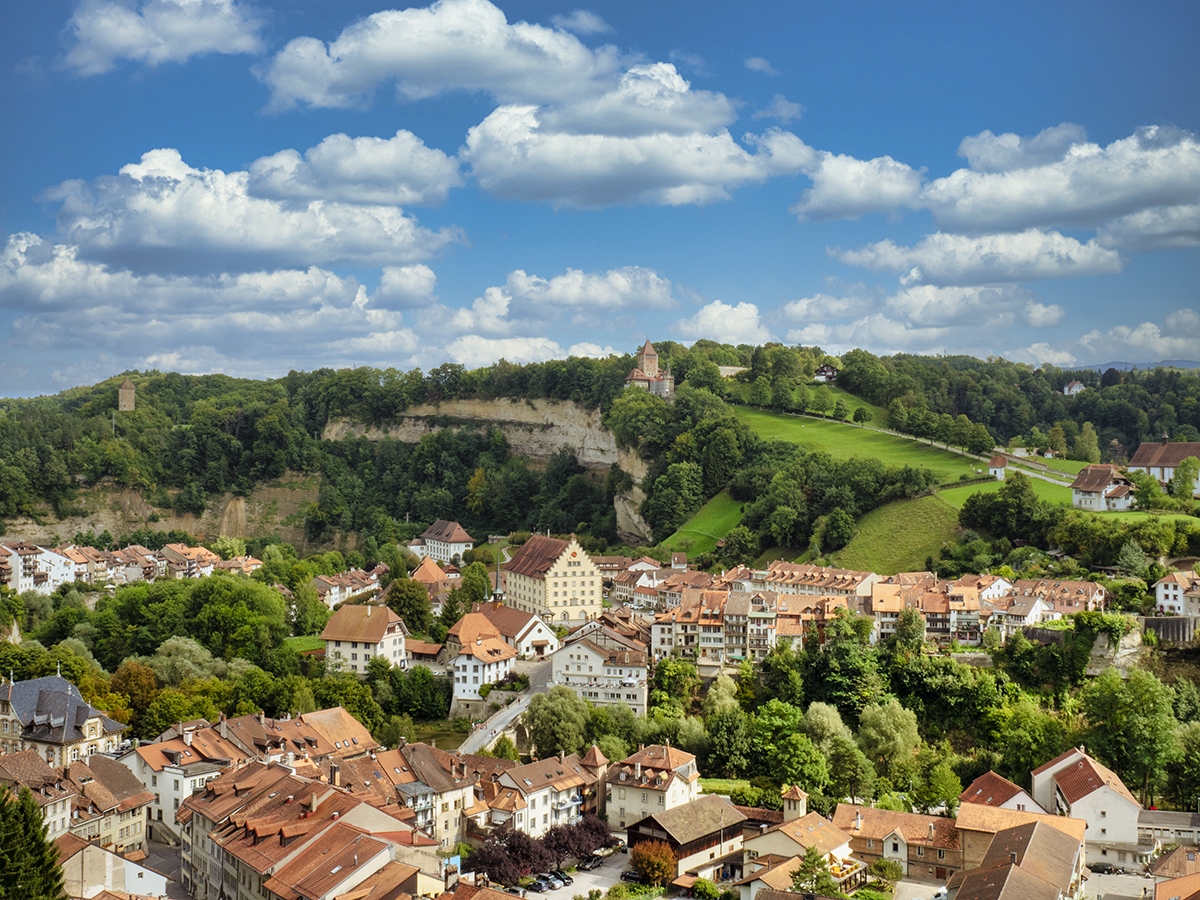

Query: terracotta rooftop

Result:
[503,535,571,579]
[960,771,1025,809]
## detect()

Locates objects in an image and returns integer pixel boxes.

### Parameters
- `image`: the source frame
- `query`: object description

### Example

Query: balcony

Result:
[554,794,583,811]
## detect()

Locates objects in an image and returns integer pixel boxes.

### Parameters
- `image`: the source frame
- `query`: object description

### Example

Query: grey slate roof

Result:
[1,675,125,745]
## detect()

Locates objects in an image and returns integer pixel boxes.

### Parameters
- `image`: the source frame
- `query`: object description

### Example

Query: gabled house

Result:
[1064,379,1086,396]
[0,749,78,841]
[452,636,516,703]
[1129,438,1200,495]
[741,798,865,896]
[0,674,126,764]
[960,771,1045,814]
[1069,464,1135,511]
[606,744,699,831]
[57,832,170,899]
[118,722,247,843]
[503,535,602,626]
[472,601,559,658]
[492,753,599,837]
[411,520,476,564]
[1030,746,1148,866]
[833,803,962,881]
[989,455,1007,480]
[947,819,1085,900]
[627,794,745,882]
[813,364,838,383]
[320,603,409,675]
[1155,571,1200,616]
[550,634,649,716]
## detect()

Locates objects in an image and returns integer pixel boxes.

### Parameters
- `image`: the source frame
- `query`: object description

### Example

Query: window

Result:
[917,847,924,857]
[892,842,899,853]
[938,850,945,860]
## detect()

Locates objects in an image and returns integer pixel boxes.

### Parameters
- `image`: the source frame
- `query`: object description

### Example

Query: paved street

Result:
[459,656,552,755]
[143,839,187,900]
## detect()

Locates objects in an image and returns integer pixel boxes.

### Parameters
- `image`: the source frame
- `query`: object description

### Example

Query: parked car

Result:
[551,870,573,886]
[1089,863,1116,874]
[526,880,550,893]
[578,856,604,871]
[538,874,565,889]
[621,871,645,884]
[504,888,525,897]
[606,839,626,853]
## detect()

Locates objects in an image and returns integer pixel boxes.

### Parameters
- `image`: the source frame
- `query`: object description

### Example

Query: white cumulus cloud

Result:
[957,123,1089,173]
[0,232,426,374]
[675,300,773,344]
[779,292,873,322]
[834,229,1123,285]
[248,130,462,207]
[47,148,460,274]
[445,334,567,368]
[791,151,924,220]
[65,0,263,76]
[921,125,1200,232]
[1077,308,1200,362]
[1097,203,1200,252]
[464,108,813,207]
[260,0,620,110]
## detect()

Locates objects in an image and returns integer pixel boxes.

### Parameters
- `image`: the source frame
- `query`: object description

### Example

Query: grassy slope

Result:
[937,477,1073,509]
[832,494,962,575]
[283,635,325,653]
[660,490,743,554]
[734,407,981,483]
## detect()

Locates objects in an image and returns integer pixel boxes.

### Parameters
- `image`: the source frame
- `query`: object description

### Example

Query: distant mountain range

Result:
[1088,359,1200,371]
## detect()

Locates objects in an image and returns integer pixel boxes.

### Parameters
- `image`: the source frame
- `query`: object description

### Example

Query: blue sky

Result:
[2,0,1198,395]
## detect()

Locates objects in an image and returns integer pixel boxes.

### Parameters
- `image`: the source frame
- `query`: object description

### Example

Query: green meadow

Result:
[660,490,744,554]
[832,494,962,575]
[733,407,981,483]
[936,477,1073,510]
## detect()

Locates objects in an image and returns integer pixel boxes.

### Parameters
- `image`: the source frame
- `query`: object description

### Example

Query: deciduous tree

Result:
[630,840,677,886]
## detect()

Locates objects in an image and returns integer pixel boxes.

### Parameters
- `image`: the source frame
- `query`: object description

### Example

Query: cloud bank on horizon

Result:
[0,0,1197,393]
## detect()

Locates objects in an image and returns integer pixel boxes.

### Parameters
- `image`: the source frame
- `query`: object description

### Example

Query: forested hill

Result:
[835,350,1200,452]
[1,344,1198,556]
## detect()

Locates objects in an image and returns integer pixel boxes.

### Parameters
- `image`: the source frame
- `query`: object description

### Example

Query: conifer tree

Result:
[0,784,67,900]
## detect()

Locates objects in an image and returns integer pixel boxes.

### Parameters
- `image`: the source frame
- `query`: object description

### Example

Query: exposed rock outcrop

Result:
[323,398,654,544]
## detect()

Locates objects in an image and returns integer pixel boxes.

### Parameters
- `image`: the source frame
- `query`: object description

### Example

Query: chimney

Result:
[854,810,862,831]
[331,762,341,787]
[635,763,641,780]
[311,792,318,810]
[183,728,193,747]
[928,823,935,840]
[353,853,358,866]
[1009,852,1017,864]
[367,606,372,617]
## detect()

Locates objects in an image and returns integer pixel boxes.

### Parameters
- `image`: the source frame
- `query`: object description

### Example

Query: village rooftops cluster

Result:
[0,540,249,596]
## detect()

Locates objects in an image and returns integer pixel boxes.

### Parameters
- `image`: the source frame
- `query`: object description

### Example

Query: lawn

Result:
[412,721,466,751]
[661,490,744,554]
[735,407,980,484]
[283,635,325,653]
[1092,509,1199,524]
[832,494,962,575]
[699,777,750,795]
[936,477,1073,510]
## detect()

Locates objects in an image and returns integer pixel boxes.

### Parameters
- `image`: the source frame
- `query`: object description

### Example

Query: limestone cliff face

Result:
[323,398,654,544]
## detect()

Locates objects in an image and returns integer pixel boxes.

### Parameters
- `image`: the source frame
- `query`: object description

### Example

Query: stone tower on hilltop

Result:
[118,377,135,412]
[625,340,674,399]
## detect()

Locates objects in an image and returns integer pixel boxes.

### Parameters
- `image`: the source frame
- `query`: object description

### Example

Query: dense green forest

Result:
[2,344,1198,563]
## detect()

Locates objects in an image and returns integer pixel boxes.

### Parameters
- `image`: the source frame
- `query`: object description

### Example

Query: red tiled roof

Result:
[960,771,1024,808]
[503,535,569,579]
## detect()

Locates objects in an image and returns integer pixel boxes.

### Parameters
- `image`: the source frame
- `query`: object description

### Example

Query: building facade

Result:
[503,535,602,626]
